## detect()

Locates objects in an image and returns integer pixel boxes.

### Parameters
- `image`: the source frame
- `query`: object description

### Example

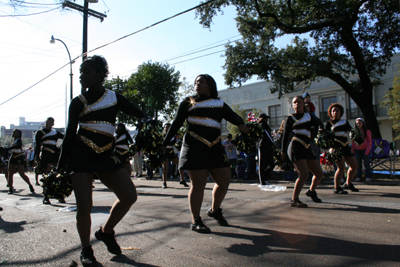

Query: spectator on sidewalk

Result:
[352,118,372,182]
[257,113,275,185]
[303,92,316,116]
[132,150,143,177]
[222,133,238,179]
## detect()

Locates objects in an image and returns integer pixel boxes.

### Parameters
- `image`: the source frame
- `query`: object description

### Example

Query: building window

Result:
[346,98,362,119]
[320,96,337,122]
[347,98,379,119]
[268,105,282,128]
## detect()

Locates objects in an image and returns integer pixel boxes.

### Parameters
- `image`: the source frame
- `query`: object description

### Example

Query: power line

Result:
[0,10,81,45]
[163,34,241,61]
[0,6,60,17]
[116,35,240,77]
[165,40,240,62]
[4,0,61,6]
[83,0,217,57]
[170,49,226,65]
[0,0,218,106]
[0,62,69,106]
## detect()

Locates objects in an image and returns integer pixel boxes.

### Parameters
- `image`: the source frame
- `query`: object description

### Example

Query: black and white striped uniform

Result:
[325,119,354,157]
[115,132,133,164]
[58,89,146,172]
[8,138,25,165]
[163,96,244,170]
[282,113,323,162]
[35,128,64,164]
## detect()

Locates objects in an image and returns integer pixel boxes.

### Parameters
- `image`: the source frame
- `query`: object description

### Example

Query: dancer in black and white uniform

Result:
[163,74,249,233]
[7,129,35,195]
[57,55,148,267]
[35,117,65,204]
[325,103,359,194]
[114,123,134,176]
[162,123,189,188]
[281,96,324,207]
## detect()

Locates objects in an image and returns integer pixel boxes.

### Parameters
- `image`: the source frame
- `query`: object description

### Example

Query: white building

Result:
[219,54,400,148]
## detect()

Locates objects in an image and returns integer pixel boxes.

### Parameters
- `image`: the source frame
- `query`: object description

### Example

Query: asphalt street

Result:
[0,173,399,267]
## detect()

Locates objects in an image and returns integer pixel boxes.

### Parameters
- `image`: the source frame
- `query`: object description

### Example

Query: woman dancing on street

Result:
[325,103,359,194]
[115,123,134,176]
[162,123,189,188]
[281,96,324,207]
[7,129,35,195]
[57,55,148,267]
[163,74,249,233]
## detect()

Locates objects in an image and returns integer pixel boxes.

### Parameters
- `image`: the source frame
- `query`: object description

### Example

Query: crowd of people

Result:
[0,55,375,267]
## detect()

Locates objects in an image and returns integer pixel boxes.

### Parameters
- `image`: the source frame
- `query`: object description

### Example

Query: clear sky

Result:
[0,0,267,129]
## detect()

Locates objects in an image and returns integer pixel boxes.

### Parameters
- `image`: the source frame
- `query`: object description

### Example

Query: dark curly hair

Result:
[195,74,218,99]
[13,129,22,138]
[327,103,344,119]
[81,55,109,82]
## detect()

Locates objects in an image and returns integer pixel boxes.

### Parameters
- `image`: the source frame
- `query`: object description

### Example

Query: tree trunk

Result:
[336,24,382,139]
[328,73,382,139]
[358,103,381,140]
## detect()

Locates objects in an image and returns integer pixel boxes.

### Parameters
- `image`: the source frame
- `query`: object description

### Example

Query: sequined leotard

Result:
[8,138,25,165]
[325,119,354,157]
[115,132,133,164]
[282,113,323,162]
[163,96,244,170]
[35,128,64,164]
[58,89,146,172]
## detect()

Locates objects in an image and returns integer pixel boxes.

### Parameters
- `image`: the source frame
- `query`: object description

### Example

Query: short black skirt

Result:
[67,139,121,173]
[287,140,317,162]
[339,145,354,158]
[166,149,178,161]
[178,134,229,170]
[41,150,60,165]
[115,153,131,164]
[9,154,26,165]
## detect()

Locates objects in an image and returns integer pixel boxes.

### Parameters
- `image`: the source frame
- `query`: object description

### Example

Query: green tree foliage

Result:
[381,72,400,140]
[163,77,197,133]
[227,104,261,138]
[104,61,181,126]
[196,0,400,139]
[179,77,196,100]
[0,135,12,147]
[0,135,32,148]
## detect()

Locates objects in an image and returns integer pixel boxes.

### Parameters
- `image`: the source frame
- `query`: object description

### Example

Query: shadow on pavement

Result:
[0,216,26,233]
[111,254,160,266]
[215,225,400,262]
[314,202,400,214]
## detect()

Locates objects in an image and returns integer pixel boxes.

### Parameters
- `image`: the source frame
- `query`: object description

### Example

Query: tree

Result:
[0,135,12,147]
[0,135,32,148]
[381,71,400,140]
[196,0,400,139]
[179,77,196,100]
[105,61,181,125]
[227,104,261,137]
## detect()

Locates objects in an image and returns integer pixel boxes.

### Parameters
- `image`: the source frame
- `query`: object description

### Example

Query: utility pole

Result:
[62,0,107,92]
[83,0,89,62]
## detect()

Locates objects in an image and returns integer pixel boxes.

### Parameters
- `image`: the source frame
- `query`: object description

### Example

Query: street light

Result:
[50,35,74,100]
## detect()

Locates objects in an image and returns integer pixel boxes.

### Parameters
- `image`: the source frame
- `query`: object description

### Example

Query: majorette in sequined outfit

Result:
[57,55,148,266]
[163,74,249,233]
[281,96,324,207]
